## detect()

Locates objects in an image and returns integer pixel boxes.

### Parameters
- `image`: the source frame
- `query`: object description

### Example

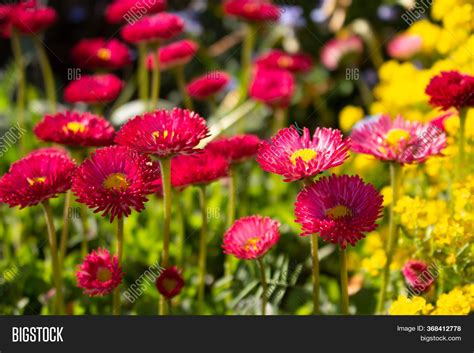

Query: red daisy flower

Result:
[294,174,383,249]
[121,12,184,44]
[255,50,313,73]
[10,0,57,35]
[71,38,131,71]
[223,215,280,260]
[257,126,351,182]
[171,149,229,188]
[351,115,447,165]
[0,150,76,209]
[402,260,435,294]
[115,108,210,158]
[64,74,123,104]
[146,39,199,71]
[223,0,281,22]
[26,147,70,158]
[206,134,261,164]
[105,0,166,24]
[155,266,185,299]
[425,71,474,110]
[320,36,363,71]
[249,67,295,108]
[72,146,160,221]
[187,71,230,100]
[0,4,13,38]
[34,111,115,147]
[76,248,123,296]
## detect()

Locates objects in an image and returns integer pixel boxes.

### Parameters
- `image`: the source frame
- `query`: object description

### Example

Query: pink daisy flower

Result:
[146,39,199,71]
[115,108,210,158]
[256,126,351,182]
[255,50,313,73]
[187,71,231,100]
[223,215,280,260]
[0,150,76,209]
[206,134,261,164]
[320,36,363,71]
[402,260,435,294]
[425,71,474,110]
[387,34,422,60]
[64,74,123,104]
[105,0,166,24]
[351,115,447,165]
[76,248,123,296]
[10,0,57,35]
[249,67,295,108]
[295,174,383,249]
[223,0,280,22]
[71,38,131,71]
[155,266,185,299]
[121,12,184,44]
[72,146,160,222]
[171,149,229,188]
[34,111,115,147]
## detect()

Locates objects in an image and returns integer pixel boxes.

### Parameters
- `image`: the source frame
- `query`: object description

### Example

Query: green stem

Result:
[79,203,89,259]
[257,257,268,315]
[175,65,193,111]
[137,42,149,106]
[224,167,237,305]
[159,157,172,315]
[376,163,402,314]
[176,192,185,269]
[272,107,288,135]
[113,217,124,315]
[197,185,208,315]
[10,30,25,153]
[310,233,321,315]
[150,44,161,111]
[339,248,349,315]
[41,200,64,315]
[457,108,467,180]
[59,190,73,267]
[32,36,56,113]
[239,23,256,103]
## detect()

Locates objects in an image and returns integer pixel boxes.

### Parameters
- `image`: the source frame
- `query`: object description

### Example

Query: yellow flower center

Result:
[63,121,86,134]
[325,205,352,220]
[244,236,260,252]
[278,56,293,68]
[152,130,172,140]
[97,48,111,61]
[162,278,177,292]
[96,266,112,282]
[103,173,129,191]
[385,128,410,147]
[290,148,317,166]
[27,176,46,186]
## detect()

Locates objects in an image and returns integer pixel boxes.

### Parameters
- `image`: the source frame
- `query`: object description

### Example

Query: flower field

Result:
[0,0,472,316]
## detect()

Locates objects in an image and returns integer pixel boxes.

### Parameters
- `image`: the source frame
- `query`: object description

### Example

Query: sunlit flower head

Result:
[0,150,76,209]
[255,49,313,73]
[256,126,351,182]
[72,146,160,221]
[34,111,115,147]
[71,38,131,71]
[425,71,474,111]
[206,134,261,164]
[387,34,422,60]
[402,260,435,294]
[155,266,185,299]
[224,0,281,22]
[249,67,295,108]
[105,0,166,24]
[76,248,123,297]
[320,35,363,70]
[187,71,230,100]
[146,39,199,71]
[121,12,184,44]
[171,149,229,188]
[115,108,209,158]
[10,1,57,34]
[64,74,123,104]
[295,174,383,248]
[351,115,447,165]
[223,215,280,260]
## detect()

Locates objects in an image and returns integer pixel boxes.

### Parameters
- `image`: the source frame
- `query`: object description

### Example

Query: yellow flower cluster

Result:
[394,196,447,235]
[389,284,474,315]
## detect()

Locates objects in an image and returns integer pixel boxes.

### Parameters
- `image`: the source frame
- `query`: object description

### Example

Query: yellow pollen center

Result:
[385,128,410,147]
[152,130,172,140]
[290,149,317,166]
[162,278,177,292]
[278,56,294,68]
[103,173,129,191]
[244,237,260,252]
[325,205,352,220]
[96,267,112,282]
[63,121,86,134]
[97,48,112,61]
[27,176,46,186]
